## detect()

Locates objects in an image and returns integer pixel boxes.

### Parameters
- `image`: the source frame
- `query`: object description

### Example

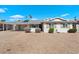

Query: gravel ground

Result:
[0,31,79,54]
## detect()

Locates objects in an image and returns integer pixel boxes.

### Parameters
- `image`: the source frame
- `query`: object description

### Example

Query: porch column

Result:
[6,24,8,30]
[43,23,49,33]
[2,24,5,31]
[69,24,73,29]
[13,24,16,31]
[76,24,79,32]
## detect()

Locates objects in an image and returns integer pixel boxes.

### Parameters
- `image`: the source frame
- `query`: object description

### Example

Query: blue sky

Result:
[0,5,79,22]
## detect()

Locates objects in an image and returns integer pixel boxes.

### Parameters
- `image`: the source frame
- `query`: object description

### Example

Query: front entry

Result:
[39,24,43,31]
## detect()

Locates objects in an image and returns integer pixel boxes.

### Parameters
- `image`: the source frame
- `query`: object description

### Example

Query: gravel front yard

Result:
[0,31,79,54]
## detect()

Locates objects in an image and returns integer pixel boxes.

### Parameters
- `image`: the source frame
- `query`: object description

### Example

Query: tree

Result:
[27,14,32,19]
[0,19,6,22]
[74,16,77,21]
[24,15,32,22]
[29,14,32,18]
[23,20,29,22]
[16,20,22,22]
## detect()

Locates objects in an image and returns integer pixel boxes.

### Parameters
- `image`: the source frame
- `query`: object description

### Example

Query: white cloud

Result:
[31,18,39,20]
[9,19,15,22]
[4,8,8,10]
[53,17,61,18]
[10,15,24,19]
[0,8,5,13]
[9,15,25,22]
[9,18,23,22]
[0,8,8,13]
[61,13,70,17]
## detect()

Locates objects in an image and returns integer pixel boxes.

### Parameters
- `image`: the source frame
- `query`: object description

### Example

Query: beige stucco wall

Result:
[76,24,79,32]
[43,23,74,33]
[43,23,50,33]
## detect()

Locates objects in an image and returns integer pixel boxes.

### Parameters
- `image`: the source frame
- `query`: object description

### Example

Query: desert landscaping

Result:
[0,31,79,54]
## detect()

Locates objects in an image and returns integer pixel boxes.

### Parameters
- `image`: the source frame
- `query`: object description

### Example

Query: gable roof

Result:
[54,18,64,20]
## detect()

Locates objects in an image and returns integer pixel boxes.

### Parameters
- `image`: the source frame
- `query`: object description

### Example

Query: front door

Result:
[39,24,43,31]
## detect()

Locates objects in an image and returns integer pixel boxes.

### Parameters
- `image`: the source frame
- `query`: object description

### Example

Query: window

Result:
[49,24,54,28]
[63,23,67,28]
[63,24,65,28]
[31,24,39,28]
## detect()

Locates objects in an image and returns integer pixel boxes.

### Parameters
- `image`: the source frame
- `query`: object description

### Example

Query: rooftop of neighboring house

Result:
[42,18,78,23]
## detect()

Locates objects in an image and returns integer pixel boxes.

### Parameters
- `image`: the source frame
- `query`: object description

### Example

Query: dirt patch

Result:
[0,31,79,54]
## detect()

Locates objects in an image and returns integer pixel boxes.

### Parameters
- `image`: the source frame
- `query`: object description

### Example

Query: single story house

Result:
[0,18,79,33]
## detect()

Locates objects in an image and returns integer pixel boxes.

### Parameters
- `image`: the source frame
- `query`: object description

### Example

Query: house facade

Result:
[43,18,79,33]
[0,18,79,33]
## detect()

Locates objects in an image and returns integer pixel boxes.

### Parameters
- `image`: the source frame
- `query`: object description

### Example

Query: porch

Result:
[12,24,43,32]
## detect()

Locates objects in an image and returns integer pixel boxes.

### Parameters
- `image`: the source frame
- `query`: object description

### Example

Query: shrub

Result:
[35,28,41,33]
[49,28,54,33]
[24,27,31,33]
[68,28,77,33]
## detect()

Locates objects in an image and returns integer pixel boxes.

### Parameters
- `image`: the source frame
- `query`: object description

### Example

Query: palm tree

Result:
[23,20,29,22]
[74,16,77,21]
[24,15,32,22]
[16,20,22,22]
[29,14,32,19]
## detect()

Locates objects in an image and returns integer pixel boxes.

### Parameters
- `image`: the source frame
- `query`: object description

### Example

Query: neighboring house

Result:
[0,18,79,33]
[42,18,78,33]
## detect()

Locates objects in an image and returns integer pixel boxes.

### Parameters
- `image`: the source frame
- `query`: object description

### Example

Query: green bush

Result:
[68,28,77,33]
[49,28,54,33]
